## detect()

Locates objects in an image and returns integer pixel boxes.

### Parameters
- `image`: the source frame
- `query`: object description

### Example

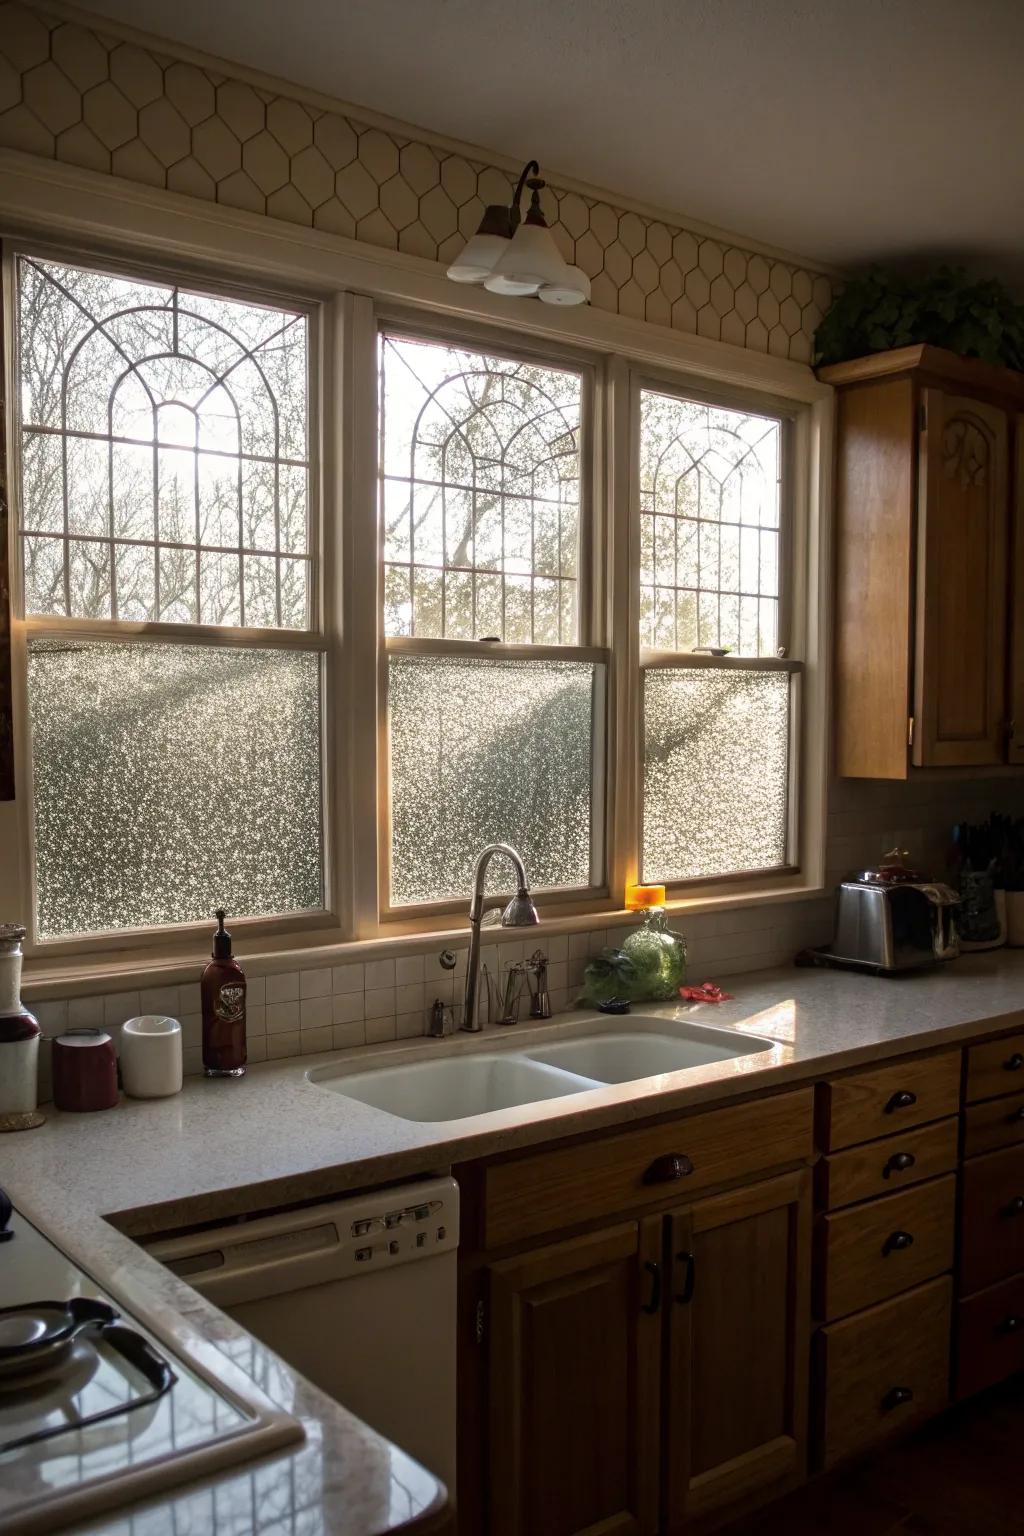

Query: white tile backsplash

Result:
[299,996,332,1030]
[266,971,301,1004]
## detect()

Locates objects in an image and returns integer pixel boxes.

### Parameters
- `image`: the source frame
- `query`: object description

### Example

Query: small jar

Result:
[0,925,40,1117]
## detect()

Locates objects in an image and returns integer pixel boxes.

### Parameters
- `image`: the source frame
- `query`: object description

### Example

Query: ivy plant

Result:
[815,265,1024,371]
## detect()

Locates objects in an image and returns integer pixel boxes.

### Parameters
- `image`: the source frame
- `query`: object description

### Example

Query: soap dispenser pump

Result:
[201,909,247,1078]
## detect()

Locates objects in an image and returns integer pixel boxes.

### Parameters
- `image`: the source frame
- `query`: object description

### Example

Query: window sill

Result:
[21,877,826,1002]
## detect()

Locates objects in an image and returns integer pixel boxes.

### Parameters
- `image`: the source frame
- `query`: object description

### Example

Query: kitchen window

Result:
[377,327,606,913]
[12,251,325,941]
[635,382,799,886]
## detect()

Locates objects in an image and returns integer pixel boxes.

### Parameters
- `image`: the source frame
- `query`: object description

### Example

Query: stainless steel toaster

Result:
[819,849,960,975]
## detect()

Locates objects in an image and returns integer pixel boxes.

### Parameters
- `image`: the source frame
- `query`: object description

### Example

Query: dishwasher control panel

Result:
[147,1176,459,1305]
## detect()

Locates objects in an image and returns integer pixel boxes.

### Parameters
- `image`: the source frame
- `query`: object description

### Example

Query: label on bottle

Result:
[215,983,245,1023]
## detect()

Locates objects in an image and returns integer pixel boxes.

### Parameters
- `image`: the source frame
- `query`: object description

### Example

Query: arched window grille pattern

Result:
[379,333,582,643]
[17,256,310,629]
[639,391,781,657]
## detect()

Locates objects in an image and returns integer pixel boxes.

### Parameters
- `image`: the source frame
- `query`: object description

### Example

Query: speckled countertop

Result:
[4,951,1024,1534]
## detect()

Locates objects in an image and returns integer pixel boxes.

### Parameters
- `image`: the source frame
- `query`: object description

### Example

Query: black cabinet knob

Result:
[1003,1196,1024,1218]
[882,1386,914,1411]
[643,1153,694,1185]
[1013,1106,1024,1123]
[883,1151,916,1179]
[885,1090,918,1113]
[1005,1053,1024,1072]
[883,1230,915,1255]
[998,1315,1023,1334]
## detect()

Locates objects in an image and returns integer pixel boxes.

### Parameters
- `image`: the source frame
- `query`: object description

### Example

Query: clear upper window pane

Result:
[17,256,311,629]
[388,653,598,906]
[379,333,582,643]
[28,640,323,938]
[643,667,790,882]
[639,389,781,657]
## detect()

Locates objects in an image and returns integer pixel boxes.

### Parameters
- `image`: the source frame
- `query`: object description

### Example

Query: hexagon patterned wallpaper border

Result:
[0,1,833,361]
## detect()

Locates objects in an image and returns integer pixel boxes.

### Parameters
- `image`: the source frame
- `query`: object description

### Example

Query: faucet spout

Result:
[462,844,539,1032]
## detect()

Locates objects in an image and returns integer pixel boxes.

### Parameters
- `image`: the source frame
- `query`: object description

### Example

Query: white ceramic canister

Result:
[0,924,40,1116]
[120,1015,183,1098]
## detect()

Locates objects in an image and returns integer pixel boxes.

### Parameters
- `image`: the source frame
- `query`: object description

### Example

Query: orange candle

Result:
[624,883,666,911]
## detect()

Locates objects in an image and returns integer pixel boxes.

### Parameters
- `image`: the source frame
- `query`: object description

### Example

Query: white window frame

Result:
[371,310,610,923]
[631,371,804,895]
[0,149,832,971]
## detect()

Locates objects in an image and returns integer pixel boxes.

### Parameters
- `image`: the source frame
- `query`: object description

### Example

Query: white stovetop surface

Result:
[2,951,1024,1533]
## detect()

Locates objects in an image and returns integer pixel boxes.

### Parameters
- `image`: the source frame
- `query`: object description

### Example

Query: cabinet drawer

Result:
[963,1090,1024,1158]
[960,1144,1024,1294]
[816,1276,951,1469]
[481,1088,813,1249]
[956,1273,1024,1398]
[816,1175,955,1321]
[818,1118,958,1210]
[818,1052,960,1151]
[965,1032,1024,1104]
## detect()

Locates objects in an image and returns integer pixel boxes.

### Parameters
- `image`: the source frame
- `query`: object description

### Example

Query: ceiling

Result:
[86,0,1024,285]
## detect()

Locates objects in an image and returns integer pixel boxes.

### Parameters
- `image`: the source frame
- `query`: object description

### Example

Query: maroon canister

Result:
[52,1029,119,1112]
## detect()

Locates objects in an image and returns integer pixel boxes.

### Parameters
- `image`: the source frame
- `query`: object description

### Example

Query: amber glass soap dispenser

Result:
[201,909,247,1078]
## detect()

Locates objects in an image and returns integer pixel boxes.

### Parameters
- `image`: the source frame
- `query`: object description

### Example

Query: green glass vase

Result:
[620,907,687,1001]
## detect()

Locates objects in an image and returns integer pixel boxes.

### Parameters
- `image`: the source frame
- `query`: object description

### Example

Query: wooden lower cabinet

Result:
[663,1171,811,1532]
[477,1167,812,1536]
[486,1219,663,1536]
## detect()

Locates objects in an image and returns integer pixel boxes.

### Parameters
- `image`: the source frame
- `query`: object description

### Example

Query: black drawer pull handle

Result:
[1013,1106,1024,1123]
[883,1230,915,1255]
[883,1151,916,1179]
[641,1260,662,1315]
[674,1250,696,1306]
[885,1090,917,1113]
[1005,1053,1024,1072]
[998,1314,1023,1335]
[1003,1196,1024,1218]
[882,1386,914,1411]
[643,1153,694,1185]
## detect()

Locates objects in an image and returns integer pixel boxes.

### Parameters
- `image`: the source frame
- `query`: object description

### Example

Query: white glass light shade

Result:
[446,232,509,284]
[484,220,568,295]
[538,266,591,306]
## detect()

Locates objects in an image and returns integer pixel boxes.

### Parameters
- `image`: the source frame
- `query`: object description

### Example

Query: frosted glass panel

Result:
[388,654,598,906]
[28,641,323,938]
[643,667,790,882]
[380,333,581,643]
[638,389,781,656]
[17,256,310,628]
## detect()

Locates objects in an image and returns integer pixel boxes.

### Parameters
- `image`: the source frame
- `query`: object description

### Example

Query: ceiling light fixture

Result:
[446,160,590,307]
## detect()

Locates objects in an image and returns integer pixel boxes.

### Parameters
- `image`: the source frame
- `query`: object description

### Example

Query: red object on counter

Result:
[51,1029,119,1112]
[679,982,734,1003]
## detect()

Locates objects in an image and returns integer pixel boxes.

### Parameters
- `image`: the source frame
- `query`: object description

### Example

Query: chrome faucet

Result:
[461,844,539,1032]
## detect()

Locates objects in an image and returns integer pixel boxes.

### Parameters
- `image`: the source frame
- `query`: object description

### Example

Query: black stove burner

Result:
[0,1298,177,1455]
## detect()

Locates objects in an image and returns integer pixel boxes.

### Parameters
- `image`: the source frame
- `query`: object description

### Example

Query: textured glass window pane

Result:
[17,256,310,629]
[639,389,781,656]
[380,333,582,643]
[389,654,597,906]
[643,667,790,882]
[28,641,323,938]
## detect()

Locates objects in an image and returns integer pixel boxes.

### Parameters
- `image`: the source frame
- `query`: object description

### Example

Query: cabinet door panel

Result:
[914,389,1009,766]
[487,1220,661,1536]
[664,1170,811,1532]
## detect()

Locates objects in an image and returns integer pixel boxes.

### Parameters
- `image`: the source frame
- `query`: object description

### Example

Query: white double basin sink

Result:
[308,1013,776,1125]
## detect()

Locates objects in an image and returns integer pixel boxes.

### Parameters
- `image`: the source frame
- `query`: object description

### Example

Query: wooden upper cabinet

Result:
[914,390,1008,766]
[820,345,1023,778]
[486,1220,662,1536]
[1011,418,1024,765]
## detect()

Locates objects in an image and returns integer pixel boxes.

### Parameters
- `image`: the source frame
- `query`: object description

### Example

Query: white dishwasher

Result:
[147,1176,458,1490]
